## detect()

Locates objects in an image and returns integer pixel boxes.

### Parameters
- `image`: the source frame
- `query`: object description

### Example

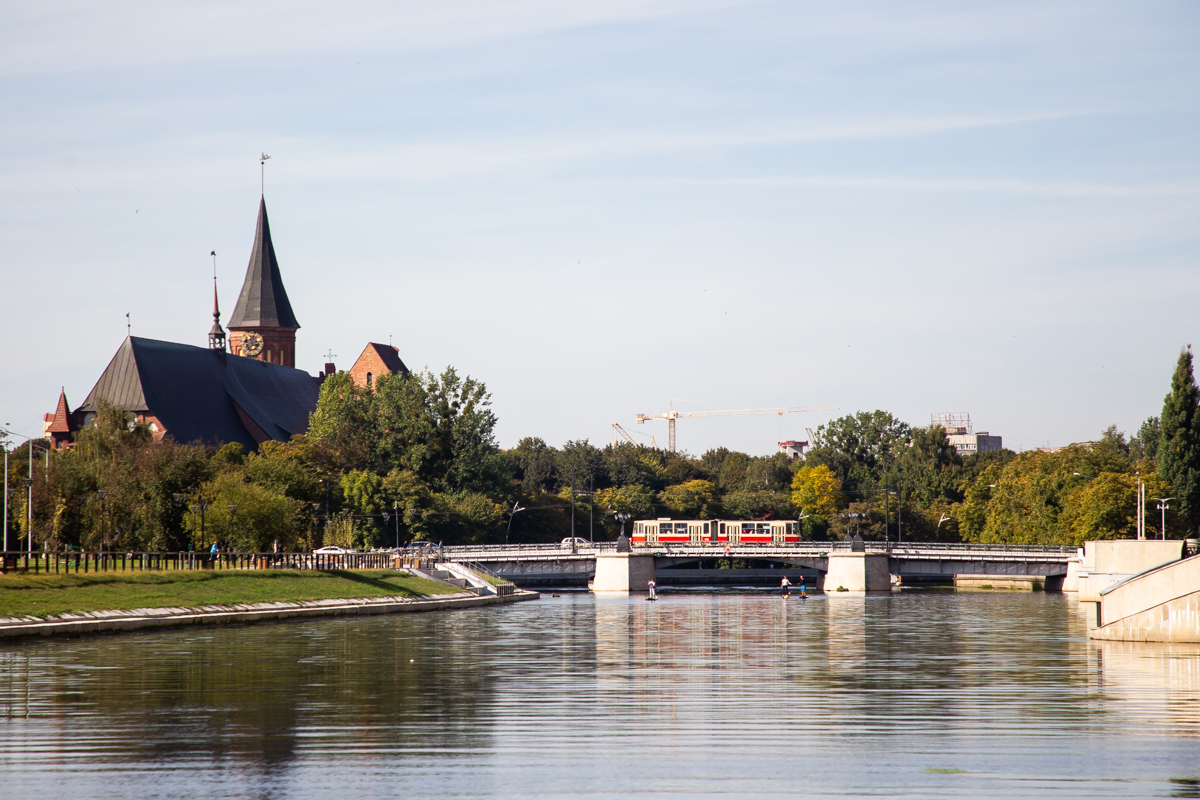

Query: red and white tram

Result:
[631,519,800,545]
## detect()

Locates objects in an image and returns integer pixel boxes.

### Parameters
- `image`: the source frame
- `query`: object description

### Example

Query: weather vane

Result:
[260,153,271,194]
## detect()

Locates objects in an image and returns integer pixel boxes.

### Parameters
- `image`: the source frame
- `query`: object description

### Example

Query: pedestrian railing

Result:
[0,550,399,575]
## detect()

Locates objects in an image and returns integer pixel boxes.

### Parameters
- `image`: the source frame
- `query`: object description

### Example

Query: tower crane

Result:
[636,399,838,453]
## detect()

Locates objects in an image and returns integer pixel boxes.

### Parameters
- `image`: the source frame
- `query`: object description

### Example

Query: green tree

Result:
[594,484,656,519]
[806,411,911,499]
[507,437,557,493]
[1157,347,1200,528]
[890,424,962,505]
[189,471,305,552]
[658,479,718,518]
[1130,415,1161,462]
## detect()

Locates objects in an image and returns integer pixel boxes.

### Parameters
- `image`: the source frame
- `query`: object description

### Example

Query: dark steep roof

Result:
[366,343,410,375]
[78,336,318,451]
[227,196,300,330]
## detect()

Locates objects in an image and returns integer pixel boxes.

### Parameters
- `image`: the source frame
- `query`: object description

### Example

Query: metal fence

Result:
[0,550,398,575]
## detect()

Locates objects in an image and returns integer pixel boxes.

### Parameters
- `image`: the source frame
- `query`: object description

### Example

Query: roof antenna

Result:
[260,152,271,195]
[126,313,130,337]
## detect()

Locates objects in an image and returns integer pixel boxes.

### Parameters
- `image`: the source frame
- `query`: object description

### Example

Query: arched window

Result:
[366,372,373,388]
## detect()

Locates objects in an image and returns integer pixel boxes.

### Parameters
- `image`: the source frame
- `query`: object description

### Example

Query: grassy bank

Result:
[0,570,461,619]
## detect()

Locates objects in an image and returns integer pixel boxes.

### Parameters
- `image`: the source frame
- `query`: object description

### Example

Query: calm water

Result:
[1,591,1199,799]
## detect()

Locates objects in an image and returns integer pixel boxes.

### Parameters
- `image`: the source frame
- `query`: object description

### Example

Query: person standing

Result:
[648,578,657,600]
[781,576,791,597]
[799,575,807,599]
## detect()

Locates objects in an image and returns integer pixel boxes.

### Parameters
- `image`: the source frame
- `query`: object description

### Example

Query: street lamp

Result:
[24,478,33,557]
[96,489,107,552]
[613,512,631,539]
[1154,498,1172,540]
[506,501,526,545]
[190,499,209,548]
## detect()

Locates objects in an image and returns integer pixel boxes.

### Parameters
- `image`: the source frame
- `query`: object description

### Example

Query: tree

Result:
[1157,347,1200,528]
[594,484,656,520]
[1130,416,1161,462]
[891,424,962,505]
[806,411,911,499]
[557,439,603,492]
[507,437,557,493]
[790,464,842,521]
[658,480,718,518]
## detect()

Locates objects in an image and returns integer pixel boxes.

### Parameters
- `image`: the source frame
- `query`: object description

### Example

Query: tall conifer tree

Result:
[1157,346,1200,528]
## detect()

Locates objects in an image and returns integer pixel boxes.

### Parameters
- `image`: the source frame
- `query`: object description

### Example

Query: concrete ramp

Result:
[1090,554,1200,643]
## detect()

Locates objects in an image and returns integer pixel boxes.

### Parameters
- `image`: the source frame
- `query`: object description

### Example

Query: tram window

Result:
[786,523,793,534]
[674,523,688,535]
[719,523,725,534]
[660,524,671,535]
[742,523,754,534]
[703,523,710,534]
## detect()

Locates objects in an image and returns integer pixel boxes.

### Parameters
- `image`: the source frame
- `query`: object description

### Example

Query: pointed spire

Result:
[48,389,74,434]
[227,197,300,330]
[208,249,226,351]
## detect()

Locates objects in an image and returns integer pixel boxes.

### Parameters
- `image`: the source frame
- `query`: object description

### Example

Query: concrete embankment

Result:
[1090,553,1200,643]
[0,590,538,641]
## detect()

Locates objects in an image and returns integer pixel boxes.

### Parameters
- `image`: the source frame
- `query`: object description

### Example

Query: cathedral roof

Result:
[227,197,300,330]
[77,336,317,451]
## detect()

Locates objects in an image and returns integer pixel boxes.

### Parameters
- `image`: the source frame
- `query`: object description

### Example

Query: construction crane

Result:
[612,423,655,449]
[636,399,838,453]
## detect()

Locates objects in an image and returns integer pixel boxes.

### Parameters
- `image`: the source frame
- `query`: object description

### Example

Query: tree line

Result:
[4,349,1199,550]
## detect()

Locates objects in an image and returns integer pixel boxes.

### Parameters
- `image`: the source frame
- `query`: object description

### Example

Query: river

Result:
[1,591,1198,799]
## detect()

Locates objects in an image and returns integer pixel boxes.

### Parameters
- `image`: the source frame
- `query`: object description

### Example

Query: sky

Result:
[1,1,1198,455]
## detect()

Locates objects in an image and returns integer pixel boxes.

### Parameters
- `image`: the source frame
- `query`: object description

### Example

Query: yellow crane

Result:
[636,399,838,453]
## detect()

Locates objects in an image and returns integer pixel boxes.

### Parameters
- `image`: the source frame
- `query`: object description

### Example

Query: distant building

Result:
[348,343,410,389]
[45,194,412,451]
[931,412,1002,457]
[778,440,808,459]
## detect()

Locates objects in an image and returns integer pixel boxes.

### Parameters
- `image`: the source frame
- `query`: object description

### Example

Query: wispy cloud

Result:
[0,0,755,76]
[591,175,1200,199]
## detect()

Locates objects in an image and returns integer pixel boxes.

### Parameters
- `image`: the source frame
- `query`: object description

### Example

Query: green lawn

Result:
[0,570,462,619]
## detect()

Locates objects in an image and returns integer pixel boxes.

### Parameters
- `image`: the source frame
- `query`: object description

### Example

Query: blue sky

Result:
[2,1,1198,454]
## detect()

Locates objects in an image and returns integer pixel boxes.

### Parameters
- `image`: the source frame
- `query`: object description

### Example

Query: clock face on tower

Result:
[242,332,264,357]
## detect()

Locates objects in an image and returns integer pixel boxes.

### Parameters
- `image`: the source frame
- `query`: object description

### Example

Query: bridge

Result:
[443,541,1077,590]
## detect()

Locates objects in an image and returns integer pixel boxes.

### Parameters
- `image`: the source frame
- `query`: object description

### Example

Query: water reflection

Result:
[1,592,1198,799]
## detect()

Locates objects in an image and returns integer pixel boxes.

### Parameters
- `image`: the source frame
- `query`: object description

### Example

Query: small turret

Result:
[209,252,226,351]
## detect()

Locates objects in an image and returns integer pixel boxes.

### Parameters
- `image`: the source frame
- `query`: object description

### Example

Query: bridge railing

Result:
[442,541,1076,558]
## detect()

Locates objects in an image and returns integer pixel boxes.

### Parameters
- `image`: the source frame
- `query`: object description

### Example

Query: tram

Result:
[631,518,800,545]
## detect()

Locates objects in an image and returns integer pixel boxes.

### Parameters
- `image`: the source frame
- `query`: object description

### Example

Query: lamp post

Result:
[394,501,401,549]
[1154,498,1172,540]
[96,489,108,552]
[506,501,526,545]
[24,478,33,557]
[614,512,631,539]
[191,499,209,548]
[228,504,237,548]
[3,441,8,553]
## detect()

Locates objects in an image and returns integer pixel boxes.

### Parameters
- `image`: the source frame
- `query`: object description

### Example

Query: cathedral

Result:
[45,196,409,452]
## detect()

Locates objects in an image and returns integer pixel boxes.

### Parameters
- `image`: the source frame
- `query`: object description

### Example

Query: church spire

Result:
[227,197,299,330]
[208,250,226,351]
[226,196,300,368]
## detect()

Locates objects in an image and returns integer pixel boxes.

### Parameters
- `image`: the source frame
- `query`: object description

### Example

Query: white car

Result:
[313,546,354,554]
[560,537,591,548]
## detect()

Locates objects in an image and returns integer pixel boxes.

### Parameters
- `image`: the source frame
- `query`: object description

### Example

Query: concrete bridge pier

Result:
[590,553,656,593]
[823,552,890,593]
